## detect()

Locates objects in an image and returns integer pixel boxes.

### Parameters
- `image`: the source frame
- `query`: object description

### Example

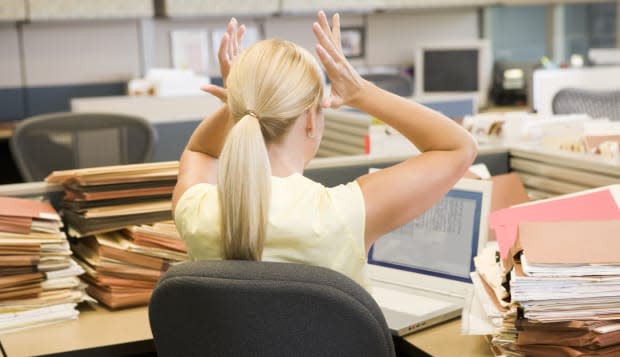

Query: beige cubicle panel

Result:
[0,0,26,21]
[27,0,153,20]
[509,145,620,199]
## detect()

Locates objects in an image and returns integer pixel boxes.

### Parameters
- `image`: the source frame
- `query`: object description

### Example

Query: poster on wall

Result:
[340,27,365,59]
[170,30,209,74]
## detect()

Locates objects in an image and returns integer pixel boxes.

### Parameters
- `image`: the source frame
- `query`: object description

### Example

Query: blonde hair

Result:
[218,39,324,261]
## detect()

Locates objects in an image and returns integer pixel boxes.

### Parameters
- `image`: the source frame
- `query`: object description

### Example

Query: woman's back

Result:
[175,173,370,288]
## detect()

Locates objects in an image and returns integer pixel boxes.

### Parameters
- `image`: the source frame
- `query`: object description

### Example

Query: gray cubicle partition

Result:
[304,149,510,187]
[152,121,199,162]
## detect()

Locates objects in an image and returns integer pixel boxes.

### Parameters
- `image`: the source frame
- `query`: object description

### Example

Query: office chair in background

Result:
[149,260,396,357]
[10,112,157,181]
[552,88,620,121]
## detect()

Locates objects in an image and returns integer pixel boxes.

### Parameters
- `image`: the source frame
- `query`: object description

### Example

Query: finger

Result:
[201,84,227,101]
[226,18,237,60]
[315,44,339,77]
[329,95,343,109]
[200,84,213,92]
[236,24,246,51]
[313,22,342,62]
[332,13,341,51]
[219,32,230,63]
[321,96,332,109]
[231,19,240,56]
[316,11,333,42]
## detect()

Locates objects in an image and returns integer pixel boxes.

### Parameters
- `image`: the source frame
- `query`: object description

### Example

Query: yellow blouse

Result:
[174,173,370,289]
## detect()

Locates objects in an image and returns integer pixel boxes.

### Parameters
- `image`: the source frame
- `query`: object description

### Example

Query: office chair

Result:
[552,88,620,121]
[149,260,396,357]
[10,112,156,181]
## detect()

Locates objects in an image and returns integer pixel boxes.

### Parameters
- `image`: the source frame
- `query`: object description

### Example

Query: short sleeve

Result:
[327,180,366,259]
[174,183,213,243]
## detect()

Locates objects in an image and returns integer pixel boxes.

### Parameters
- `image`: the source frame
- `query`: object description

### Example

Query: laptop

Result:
[367,177,492,336]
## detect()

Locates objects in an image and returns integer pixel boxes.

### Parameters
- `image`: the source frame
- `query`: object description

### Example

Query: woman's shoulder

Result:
[174,182,217,216]
[274,173,363,208]
[275,173,360,194]
[180,182,217,199]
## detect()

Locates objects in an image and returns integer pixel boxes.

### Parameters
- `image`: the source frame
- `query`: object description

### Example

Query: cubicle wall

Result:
[0,24,25,121]
[509,146,620,199]
[0,7,480,123]
[0,20,142,121]
[305,148,509,187]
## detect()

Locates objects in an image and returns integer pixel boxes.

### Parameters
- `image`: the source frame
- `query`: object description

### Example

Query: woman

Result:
[173,12,477,289]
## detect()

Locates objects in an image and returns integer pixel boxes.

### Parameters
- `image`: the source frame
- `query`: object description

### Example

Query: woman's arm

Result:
[352,83,477,249]
[172,18,245,212]
[172,105,232,213]
[312,12,477,252]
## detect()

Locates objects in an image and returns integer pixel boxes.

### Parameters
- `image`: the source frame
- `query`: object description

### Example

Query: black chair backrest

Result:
[149,260,396,357]
[10,112,156,181]
[552,88,620,121]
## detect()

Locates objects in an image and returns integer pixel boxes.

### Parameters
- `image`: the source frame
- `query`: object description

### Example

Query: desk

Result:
[404,319,493,357]
[0,303,154,357]
[0,303,493,357]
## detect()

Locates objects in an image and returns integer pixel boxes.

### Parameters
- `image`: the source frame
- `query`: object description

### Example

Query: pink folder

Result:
[489,186,620,259]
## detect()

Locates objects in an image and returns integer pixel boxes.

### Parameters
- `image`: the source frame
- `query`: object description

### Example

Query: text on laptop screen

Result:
[368,189,482,283]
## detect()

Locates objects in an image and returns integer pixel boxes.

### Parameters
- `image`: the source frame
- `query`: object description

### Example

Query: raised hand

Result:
[201,17,246,102]
[312,11,366,109]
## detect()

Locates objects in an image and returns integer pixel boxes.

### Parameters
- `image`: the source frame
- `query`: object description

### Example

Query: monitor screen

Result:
[414,41,491,109]
[423,50,479,92]
[368,189,483,283]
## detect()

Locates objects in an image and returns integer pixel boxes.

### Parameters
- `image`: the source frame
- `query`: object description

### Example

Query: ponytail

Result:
[218,113,271,261]
[218,39,325,261]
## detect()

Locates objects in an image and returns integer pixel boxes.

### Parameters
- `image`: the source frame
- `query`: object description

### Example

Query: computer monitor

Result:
[368,178,491,285]
[414,41,491,108]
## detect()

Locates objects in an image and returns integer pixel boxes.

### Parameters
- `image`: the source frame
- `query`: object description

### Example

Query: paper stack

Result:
[469,185,620,356]
[0,197,86,334]
[71,222,187,309]
[45,162,187,309]
[45,161,179,237]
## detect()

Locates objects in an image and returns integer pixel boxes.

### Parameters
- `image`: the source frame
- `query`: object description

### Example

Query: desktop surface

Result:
[405,318,493,356]
[0,302,154,357]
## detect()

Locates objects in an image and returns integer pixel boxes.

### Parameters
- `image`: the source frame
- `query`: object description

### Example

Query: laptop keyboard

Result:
[371,286,453,316]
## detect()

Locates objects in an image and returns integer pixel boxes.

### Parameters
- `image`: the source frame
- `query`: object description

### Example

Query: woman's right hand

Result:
[201,18,246,102]
[312,11,367,109]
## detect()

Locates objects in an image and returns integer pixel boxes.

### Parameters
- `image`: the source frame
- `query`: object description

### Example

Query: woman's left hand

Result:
[202,17,246,102]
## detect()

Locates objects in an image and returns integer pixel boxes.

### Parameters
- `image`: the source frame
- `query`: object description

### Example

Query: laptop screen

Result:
[368,188,484,283]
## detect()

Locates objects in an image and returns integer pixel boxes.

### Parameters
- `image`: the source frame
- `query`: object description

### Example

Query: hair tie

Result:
[244,110,259,119]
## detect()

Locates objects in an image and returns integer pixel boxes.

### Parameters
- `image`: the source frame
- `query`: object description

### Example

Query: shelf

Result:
[0,0,26,21]
[27,0,153,21]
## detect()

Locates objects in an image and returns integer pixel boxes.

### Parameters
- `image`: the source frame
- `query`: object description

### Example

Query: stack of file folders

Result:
[45,162,187,309]
[0,196,86,333]
[70,222,187,309]
[45,161,179,237]
[467,185,620,357]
